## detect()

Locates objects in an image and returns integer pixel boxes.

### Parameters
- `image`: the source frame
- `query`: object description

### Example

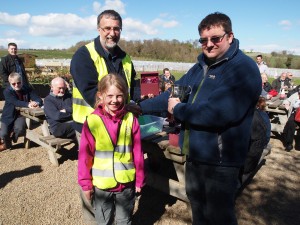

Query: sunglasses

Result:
[199,33,227,45]
[11,82,21,86]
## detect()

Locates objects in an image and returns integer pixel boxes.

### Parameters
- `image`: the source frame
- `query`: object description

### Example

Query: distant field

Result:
[0,49,74,59]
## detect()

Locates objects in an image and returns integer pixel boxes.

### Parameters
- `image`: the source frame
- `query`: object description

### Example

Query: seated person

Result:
[282,90,300,151]
[241,96,271,176]
[286,72,294,87]
[44,77,75,139]
[159,68,176,92]
[0,72,43,151]
[272,72,290,93]
[261,73,272,93]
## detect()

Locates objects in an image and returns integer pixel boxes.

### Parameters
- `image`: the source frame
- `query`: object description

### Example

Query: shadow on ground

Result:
[133,185,191,225]
[0,165,42,189]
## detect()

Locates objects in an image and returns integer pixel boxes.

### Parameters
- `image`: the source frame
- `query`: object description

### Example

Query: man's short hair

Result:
[97,10,122,28]
[198,12,232,34]
[163,68,170,73]
[8,72,22,82]
[8,43,17,48]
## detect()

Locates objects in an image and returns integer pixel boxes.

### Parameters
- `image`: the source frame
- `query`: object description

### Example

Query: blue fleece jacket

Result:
[140,39,262,167]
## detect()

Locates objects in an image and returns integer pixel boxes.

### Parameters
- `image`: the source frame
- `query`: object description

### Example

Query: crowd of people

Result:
[0,9,299,225]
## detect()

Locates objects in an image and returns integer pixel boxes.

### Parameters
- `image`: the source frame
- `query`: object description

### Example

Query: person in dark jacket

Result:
[242,96,271,175]
[137,12,261,225]
[0,73,43,151]
[261,73,272,93]
[159,68,176,92]
[43,77,75,139]
[272,72,290,93]
[0,43,31,89]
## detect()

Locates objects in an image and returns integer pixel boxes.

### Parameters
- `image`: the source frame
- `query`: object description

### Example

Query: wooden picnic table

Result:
[17,107,75,166]
[141,126,188,202]
[265,96,288,133]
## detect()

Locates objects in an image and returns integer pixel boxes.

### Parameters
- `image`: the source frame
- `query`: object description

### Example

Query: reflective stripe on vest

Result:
[87,112,135,189]
[72,41,133,124]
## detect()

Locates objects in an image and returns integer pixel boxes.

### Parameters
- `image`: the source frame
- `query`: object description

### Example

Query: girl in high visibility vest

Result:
[78,73,144,224]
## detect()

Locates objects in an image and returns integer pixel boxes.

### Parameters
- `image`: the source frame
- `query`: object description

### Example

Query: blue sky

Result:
[1,0,300,55]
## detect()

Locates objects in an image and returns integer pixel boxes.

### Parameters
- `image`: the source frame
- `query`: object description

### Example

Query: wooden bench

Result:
[17,107,77,166]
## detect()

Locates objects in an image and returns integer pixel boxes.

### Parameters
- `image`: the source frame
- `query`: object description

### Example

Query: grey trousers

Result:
[94,186,135,225]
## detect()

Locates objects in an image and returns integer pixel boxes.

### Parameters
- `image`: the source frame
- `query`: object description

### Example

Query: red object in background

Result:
[169,133,179,147]
[140,72,159,96]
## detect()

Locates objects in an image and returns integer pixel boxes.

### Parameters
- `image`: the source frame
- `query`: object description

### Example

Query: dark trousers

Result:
[283,113,298,146]
[185,160,239,225]
[51,122,76,139]
[0,116,26,147]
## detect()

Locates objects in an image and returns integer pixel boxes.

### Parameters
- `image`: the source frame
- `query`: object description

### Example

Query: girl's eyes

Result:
[106,95,123,99]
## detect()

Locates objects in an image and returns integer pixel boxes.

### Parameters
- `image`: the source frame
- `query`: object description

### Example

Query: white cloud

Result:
[29,13,96,37]
[151,18,179,28]
[0,38,26,47]
[123,18,158,40]
[0,12,30,26]
[3,30,21,37]
[93,0,126,15]
[278,20,292,30]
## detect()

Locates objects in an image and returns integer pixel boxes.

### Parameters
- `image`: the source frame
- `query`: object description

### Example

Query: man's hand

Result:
[28,101,39,108]
[126,102,142,117]
[168,97,180,114]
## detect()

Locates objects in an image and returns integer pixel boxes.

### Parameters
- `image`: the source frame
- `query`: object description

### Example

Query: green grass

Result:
[0,49,74,59]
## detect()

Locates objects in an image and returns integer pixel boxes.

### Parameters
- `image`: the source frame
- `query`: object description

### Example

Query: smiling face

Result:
[8,44,17,56]
[97,84,125,116]
[200,26,233,60]
[9,76,22,91]
[97,16,121,52]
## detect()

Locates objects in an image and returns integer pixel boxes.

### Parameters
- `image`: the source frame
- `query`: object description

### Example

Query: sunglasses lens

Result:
[210,37,219,44]
[199,39,207,44]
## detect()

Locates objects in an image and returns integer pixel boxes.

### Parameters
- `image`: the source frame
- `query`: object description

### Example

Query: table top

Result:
[16,107,45,122]
[142,126,185,163]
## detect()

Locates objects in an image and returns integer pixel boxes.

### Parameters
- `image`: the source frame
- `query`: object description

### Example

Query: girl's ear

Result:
[96,92,102,99]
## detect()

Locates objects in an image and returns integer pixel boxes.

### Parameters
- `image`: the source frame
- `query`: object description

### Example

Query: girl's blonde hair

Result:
[94,73,129,108]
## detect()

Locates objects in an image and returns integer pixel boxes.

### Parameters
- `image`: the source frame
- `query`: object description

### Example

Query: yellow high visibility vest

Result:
[87,112,135,189]
[72,41,133,124]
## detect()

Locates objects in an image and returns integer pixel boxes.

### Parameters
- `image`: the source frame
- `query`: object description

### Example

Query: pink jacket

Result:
[78,106,145,191]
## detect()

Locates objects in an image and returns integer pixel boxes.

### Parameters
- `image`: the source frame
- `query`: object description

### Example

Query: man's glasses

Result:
[199,33,227,45]
[11,82,21,86]
[100,26,122,33]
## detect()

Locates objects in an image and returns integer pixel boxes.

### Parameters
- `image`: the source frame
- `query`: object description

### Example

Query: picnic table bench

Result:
[17,107,76,166]
[141,126,187,201]
[265,96,288,134]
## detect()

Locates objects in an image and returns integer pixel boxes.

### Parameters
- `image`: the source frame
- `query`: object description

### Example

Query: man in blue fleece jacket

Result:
[139,12,261,225]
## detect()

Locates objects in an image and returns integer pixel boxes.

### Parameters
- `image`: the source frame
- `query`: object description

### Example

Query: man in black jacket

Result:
[43,77,75,139]
[0,43,30,89]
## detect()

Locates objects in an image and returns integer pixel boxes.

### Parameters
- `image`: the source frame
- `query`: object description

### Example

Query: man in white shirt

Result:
[256,54,269,74]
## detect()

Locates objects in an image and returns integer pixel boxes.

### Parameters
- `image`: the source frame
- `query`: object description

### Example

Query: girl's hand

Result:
[83,189,94,200]
[135,187,141,193]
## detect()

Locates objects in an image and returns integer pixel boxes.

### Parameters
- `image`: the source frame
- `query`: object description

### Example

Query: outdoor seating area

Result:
[16,107,76,166]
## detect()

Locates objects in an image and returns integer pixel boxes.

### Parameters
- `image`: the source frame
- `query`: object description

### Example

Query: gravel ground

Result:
[0,131,300,225]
